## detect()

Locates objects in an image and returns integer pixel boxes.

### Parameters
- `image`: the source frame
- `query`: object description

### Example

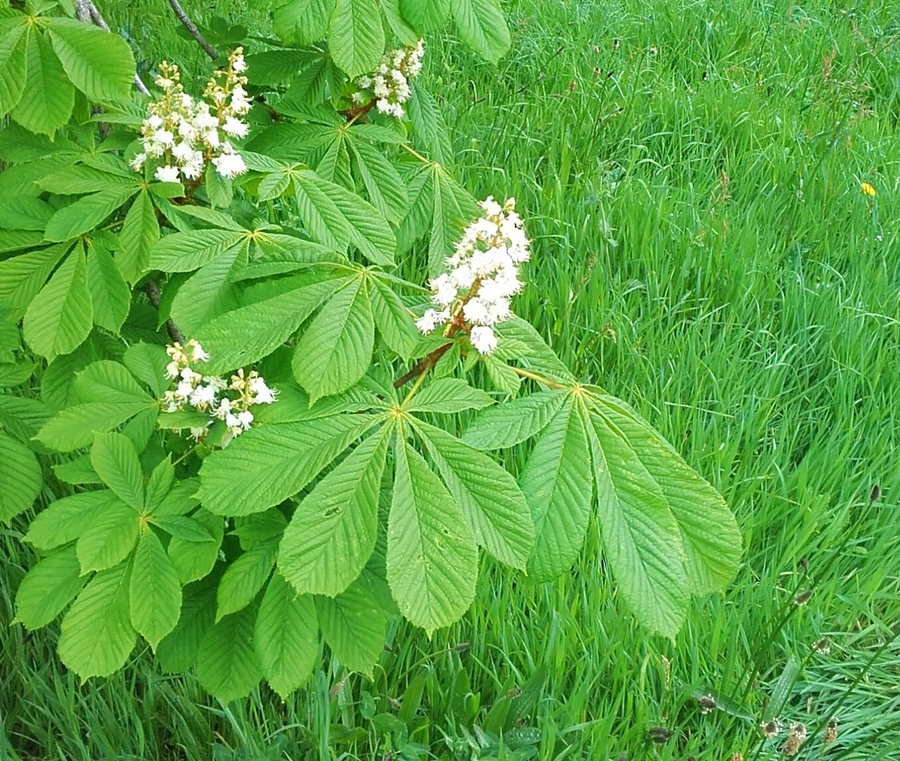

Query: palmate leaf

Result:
[411,420,534,570]
[387,435,477,635]
[348,138,408,223]
[328,0,384,78]
[292,277,374,403]
[400,0,450,33]
[0,242,70,320]
[14,546,86,630]
[170,242,245,336]
[254,573,319,699]
[216,544,276,621]
[44,185,138,242]
[24,490,120,552]
[10,28,74,136]
[0,430,41,523]
[117,190,159,284]
[590,394,741,596]
[273,0,336,46]
[196,606,263,702]
[368,276,419,359]
[45,18,135,101]
[279,427,389,596]
[0,18,28,118]
[22,246,93,361]
[316,576,384,676]
[462,388,568,450]
[86,243,130,333]
[521,398,594,582]
[90,432,144,511]
[495,316,576,385]
[404,378,494,415]
[197,414,379,516]
[76,496,141,574]
[130,528,182,650]
[168,508,224,585]
[585,406,690,638]
[157,576,216,674]
[450,0,511,64]
[149,229,247,273]
[58,561,137,679]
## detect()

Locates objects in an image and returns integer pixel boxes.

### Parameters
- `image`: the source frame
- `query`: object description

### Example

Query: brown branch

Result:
[144,281,185,345]
[394,342,453,388]
[166,0,219,60]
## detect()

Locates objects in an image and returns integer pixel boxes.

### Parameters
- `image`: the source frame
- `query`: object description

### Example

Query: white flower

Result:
[463,298,490,325]
[470,325,498,355]
[146,114,163,130]
[153,129,175,148]
[212,149,247,178]
[190,384,219,409]
[237,410,254,429]
[222,116,249,138]
[416,308,449,335]
[130,152,147,171]
[155,164,180,183]
[165,361,180,380]
[249,376,276,404]
[232,54,247,73]
[189,426,208,441]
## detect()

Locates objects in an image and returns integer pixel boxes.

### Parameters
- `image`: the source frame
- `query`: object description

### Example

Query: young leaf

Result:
[86,243,130,333]
[292,278,374,403]
[0,430,41,523]
[156,577,216,674]
[118,190,159,284]
[404,378,494,414]
[316,577,384,676]
[76,497,141,574]
[387,437,477,635]
[22,246,93,361]
[279,428,389,597]
[254,573,319,699]
[412,420,534,570]
[461,389,568,450]
[10,28,74,136]
[14,546,86,630]
[520,399,593,582]
[130,528,183,650]
[216,544,276,621]
[450,0,511,64]
[58,561,137,679]
[273,0,336,46]
[328,0,385,77]
[45,17,135,101]
[196,607,263,702]
[586,409,690,638]
[90,431,144,512]
[44,186,137,242]
[197,414,378,516]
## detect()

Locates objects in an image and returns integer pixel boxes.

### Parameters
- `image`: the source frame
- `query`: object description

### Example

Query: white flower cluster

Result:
[353,40,424,119]
[416,197,530,355]
[162,339,276,445]
[131,48,250,183]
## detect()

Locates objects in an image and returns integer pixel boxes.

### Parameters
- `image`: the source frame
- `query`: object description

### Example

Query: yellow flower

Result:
[861,182,876,197]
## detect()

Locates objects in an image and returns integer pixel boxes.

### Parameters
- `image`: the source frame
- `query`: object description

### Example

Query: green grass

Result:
[3,0,900,758]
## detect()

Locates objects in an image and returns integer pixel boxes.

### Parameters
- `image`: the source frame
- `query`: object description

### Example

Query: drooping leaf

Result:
[461,389,568,450]
[90,431,144,511]
[521,399,593,582]
[58,562,137,679]
[14,546,86,630]
[400,0,449,33]
[316,576,384,676]
[254,573,319,699]
[279,428,389,596]
[292,277,374,402]
[0,430,42,523]
[10,28,74,136]
[198,414,378,516]
[449,0,511,63]
[328,0,385,77]
[216,544,276,621]
[348,138,408,223]
[0,243,69,320]
[387,436,477,635]
[196,606,263,702]
[130,528,182,650]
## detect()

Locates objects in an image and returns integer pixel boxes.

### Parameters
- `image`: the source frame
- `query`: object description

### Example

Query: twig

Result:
[144,281,185,345]
[166,0,219,60]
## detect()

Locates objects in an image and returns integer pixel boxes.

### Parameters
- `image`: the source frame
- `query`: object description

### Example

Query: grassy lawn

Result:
[2,0,899,758]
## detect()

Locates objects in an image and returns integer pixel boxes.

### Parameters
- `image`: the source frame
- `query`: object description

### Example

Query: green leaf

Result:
[0,18,28,118]
[149,229,247,274]
[90,431,144,512]
[86,243,130,333]
[431,166,478,274]
[0,430,41,523]
[316,577,384,675]
[216,544,276,621]
[380,0,419,44]
[58,561,137,679]
[197,414,378,516]
[195,277,341,373]
[586,409,690,638]
[348,138,408,223]
[292,278,374,402]
[10,27,74,136]
[196,607,263,703]
[274,0,336,45]
[521,399,593,582]
[118,191,159,284]
[412,420,534,570]
[0,393,51,445]
[405,378,494,414]
[76,496,141,574]
[52,454,102,485]
[44,186,137,242]
[24,490,118,551]
[156,577,216,673]
[483,353,521,396]
[400,0,449,33]
[169,242,245,336]
[255,574,319,699]
[123,342,168,397]
[368,277,419,359]
[168,508,224,584]
[14,546,86,630]
[23,247,93,361]
[449,0,510,63]
[0,242,69,319]
[328,0,385,77]
[387,437,477,634]
[46,17,135,101]
[204,162,233,209]
[279,428,389,596]
[495,316,576,384]
[144,456,174,513]
[150,515,213,542]
[407,84,449,164]
[0,196,54,231]
[130,528,182,650]
[462,389,568,450]
[293,170,351,252]
[591,396,741,595]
